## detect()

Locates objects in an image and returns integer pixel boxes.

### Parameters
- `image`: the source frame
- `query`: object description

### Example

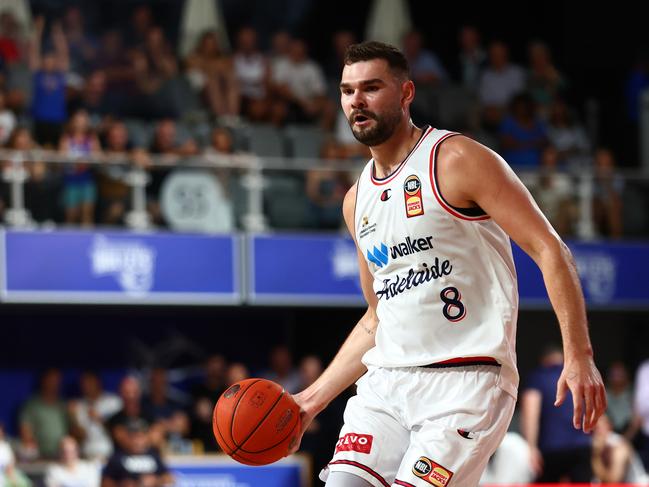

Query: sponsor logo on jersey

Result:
[359,216,377,240]
[380,189,392,201]
[375,257,453,300]
[335,433,373,454]
[366,236,434,268]
[404,175,424,217]
[412,457,454,487]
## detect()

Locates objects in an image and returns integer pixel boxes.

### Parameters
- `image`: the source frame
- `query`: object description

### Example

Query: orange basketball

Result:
[212,378,301,465]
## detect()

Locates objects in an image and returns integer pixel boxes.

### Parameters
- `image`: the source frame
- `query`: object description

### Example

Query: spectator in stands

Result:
[271,38,333,128]
[122,5,154,51]
[306,140,350,229]
[520,345,593,483]
[633,358,649,470]
[29,16,69,147]
[530,146,577,236]
[606,361,635,434]
[68,371,122,461]
[0,11,30,114]
[479,40,525,130]
[59,109,101,226]
[191,354,228,405]
[185,30,239,121]
[592,147,623,239]
[0,90,16,145]
[480,432,535,484]
[547,97,591,169]
[324,30,356,85]
[189,396,219,453]
[131,27,178,119]
[8,127,62,223]
[456,25,486,92]
[261,345,301,394]
[107,376,162,451]
[19,368,69,460]
[146,118,198,226]
[61,6,97,79]
[99,120,151,225]
[0,423,32,487]
[143,368,190,454]
[592,415,648,484]
[44,436,100,487]
[268,30,291,73]
[226,363,250,386]
[298,355,347,483]
[68,69,111,122]
[233,27,271,122]
[499,92,548,167]
[93,30,135,117]
[402,30,448,85]
[527,41,567,118]
[102,418,173,487]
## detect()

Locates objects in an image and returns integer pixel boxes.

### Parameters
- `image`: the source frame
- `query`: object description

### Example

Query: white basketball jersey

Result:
[354,127,519,398]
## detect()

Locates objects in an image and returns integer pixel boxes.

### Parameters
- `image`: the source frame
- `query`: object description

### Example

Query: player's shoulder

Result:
[436,134,499,175]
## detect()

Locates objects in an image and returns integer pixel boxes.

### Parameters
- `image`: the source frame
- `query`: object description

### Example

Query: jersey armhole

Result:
[429,133,490,221]
[352,175,361,241]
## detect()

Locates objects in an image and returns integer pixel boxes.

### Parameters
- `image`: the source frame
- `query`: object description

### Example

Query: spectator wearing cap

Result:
[102,419,173,487]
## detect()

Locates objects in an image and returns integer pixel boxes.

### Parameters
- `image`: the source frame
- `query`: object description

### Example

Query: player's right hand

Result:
[287,391,316,455]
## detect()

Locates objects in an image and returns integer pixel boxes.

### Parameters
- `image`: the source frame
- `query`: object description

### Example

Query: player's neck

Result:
[370,120,422,179]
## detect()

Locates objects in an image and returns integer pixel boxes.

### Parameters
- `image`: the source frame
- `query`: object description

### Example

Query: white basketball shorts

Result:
[320,364,516,487]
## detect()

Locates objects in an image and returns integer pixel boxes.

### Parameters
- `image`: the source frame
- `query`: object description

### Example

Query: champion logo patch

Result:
[412,457,453,487]
[335,433,373,454]
[380,189,391,201]
[404,175,424,217]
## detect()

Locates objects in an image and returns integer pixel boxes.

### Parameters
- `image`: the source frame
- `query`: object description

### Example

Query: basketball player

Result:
[291,41,606,487]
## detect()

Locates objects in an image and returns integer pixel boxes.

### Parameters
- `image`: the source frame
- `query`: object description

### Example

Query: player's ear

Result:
[401,79,415,107]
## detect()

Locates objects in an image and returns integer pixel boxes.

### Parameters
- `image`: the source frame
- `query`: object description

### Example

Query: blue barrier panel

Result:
[168,455,307,487]
[1,229,241,304]
[249,234,363,305]
[249,234,649,308]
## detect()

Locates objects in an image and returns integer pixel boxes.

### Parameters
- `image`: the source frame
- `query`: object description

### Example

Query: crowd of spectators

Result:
[0,6,642,237]
[2,349,649,486]
[0,347,349,487]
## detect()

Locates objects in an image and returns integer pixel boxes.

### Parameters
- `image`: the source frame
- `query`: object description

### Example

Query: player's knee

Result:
[324,471,375,487]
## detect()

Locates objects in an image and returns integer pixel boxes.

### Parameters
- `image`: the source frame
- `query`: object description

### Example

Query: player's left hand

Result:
[554,354,607,433]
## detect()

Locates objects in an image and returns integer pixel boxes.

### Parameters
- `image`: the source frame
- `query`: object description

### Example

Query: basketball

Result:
[212,378,301,465]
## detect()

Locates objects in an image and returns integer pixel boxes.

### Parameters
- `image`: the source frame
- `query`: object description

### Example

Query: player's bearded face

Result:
[348,103,402,147]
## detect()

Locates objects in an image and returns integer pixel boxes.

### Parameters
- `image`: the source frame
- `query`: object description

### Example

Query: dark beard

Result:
[348,107,402,146]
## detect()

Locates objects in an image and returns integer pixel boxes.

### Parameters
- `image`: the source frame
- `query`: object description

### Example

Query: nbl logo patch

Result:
[412,457,454,487]
[404,174,424,218]
[335,433,373,454]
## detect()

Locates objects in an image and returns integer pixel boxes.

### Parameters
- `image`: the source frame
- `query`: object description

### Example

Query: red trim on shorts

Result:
[427,356,500,367]
[394,480,417,487]
[370,127,434,186]
[428,132,491,221]
[328,460,390,487]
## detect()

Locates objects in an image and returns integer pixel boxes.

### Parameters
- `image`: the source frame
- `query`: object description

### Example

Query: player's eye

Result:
[365,86,379,92]
[341,88,354,95]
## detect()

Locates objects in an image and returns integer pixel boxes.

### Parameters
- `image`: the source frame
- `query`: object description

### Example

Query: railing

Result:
[1,149,648,238]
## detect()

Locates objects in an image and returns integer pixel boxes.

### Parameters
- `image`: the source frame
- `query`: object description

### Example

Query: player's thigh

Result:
[394,387,515,487]
[324,372,410,487]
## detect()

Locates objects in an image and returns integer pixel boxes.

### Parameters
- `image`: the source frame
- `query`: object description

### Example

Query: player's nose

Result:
[350,90,367,109]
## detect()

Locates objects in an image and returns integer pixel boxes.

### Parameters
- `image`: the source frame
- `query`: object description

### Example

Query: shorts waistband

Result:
[421,356,501,369]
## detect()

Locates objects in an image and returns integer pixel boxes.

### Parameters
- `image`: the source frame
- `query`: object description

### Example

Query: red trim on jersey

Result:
[431,356,499,366]
[428,133,491,221]
[329,460,390,487]
[370,127,434,186]
[394,480,417,487]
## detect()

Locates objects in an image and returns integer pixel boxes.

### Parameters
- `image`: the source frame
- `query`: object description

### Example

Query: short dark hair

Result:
[343,41,410,79]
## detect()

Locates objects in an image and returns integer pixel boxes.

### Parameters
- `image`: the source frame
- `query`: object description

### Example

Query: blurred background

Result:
[0,0,648,486]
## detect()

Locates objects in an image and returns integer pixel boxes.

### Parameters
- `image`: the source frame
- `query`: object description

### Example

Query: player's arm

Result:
[291,182,378,451]
[437,135,606,433]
